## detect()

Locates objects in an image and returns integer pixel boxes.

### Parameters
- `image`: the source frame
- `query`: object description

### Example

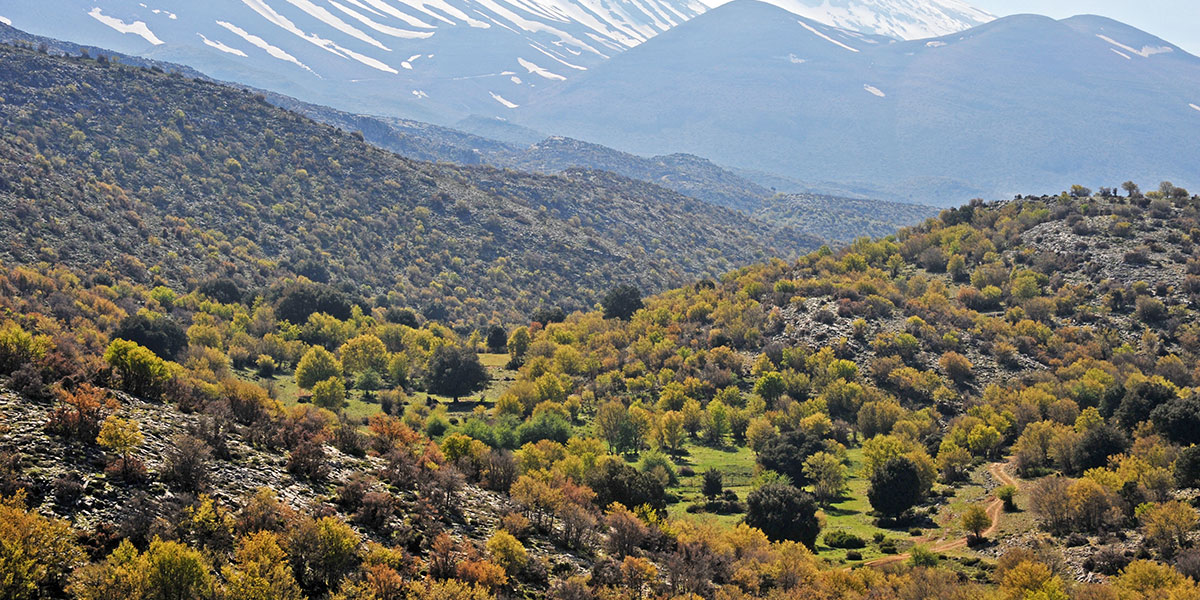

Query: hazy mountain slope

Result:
[0,43,818,329]
[515,2,1200,205]
[1,0,707,122]
[0,0,990,125]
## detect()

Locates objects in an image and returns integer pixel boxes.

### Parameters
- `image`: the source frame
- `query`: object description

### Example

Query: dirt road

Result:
[861,458,1017,567]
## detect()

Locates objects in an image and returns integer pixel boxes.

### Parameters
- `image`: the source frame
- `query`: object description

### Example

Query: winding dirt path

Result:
[861,458,1018,568]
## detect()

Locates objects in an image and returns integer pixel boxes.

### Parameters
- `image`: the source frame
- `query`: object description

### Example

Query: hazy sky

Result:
[971,0,1200,55]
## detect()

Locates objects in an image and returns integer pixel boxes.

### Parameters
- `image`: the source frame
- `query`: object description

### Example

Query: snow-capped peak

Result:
[701,0,993,40]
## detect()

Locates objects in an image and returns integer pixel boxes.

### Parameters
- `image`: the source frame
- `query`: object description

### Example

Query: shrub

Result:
[845,550,863,561]
[161,434,212,493]
[997,485,1018,511]
[311,377,346,412]
[823,530,867,549]
[909,545,938,567]
[295,346,341,390]
[487,530,528,575]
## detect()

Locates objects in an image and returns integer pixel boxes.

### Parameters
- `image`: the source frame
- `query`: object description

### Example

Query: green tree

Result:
[754,371,786,404]
[311,377,346,412]
[424,345,488,400]
[962,504,991,541]
[104,339,172,398]
[702,399,731,446]
[868,457,923,519]
[295,346,342,390]
[338,335,388,375]
[144,538,214,600]
[701,468,723,500]
[601,284,643,320]
[802,451,847,505]
[97,415,144,479]
[744,483,820,547]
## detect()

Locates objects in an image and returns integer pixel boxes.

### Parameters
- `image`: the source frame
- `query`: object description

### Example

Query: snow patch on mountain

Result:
[217,19,314,72]
[88,7,164,45]
[701,0,992,40]
[198,33,248,56]
[490,91,519,108]
[0,16,10,26]
[1096,34,1173,58]
[797,19,858,52]
[327,0,434,39]
[519,57,566,80]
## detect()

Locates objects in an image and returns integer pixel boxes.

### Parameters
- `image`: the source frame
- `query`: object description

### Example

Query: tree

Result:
[295,346,341,390]
[1141,501,1198,557]
[868,457,923,519]
[744,483,820,547]
[104,339,172,399]
[802,452,847,505]
[0,492,83,600]
[97,416,144,479]
[701,469,723,500]
[602,284,643,320]
[311,377,346,412]
[425,345,488,399]
[596,400,641,454]
[485,325,507,353]
[962,504,991,542]
[1151,396,1200,445]
[487,530,528,575]
[587,460,666,511]
[287,516,361,594]
[1176,445,1200,488]
[702,399,731,446]
[655,411,685,455]
[939,352,973,384]
[757,430,824,487]
[1122,181,1141,198]
[753,371,786,404]
[745,417,777,455]
[222,531,304,600]
[114,313,187,360]
[339,335,388,375]
[507,327,531,365]
[144,537,215,600]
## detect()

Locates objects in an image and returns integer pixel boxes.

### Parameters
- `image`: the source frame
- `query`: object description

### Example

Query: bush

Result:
[909,545,938,567]
[823,530,867,549]
[161,434,212,492]
[997,485,1018,511]
[845,550,863,561]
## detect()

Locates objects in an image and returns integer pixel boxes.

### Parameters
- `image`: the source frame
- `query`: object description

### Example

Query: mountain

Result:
[700,0,992,40]
[0,42,821,330]
[514,2,1200,204]
[0,0,990,125]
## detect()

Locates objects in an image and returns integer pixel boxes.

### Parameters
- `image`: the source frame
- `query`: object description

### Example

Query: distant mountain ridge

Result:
[0,0,990,123]
[514,2,1200,204]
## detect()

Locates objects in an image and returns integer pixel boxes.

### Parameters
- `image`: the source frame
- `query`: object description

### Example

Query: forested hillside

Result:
[0,43,819,331]
[6,172,1200,599]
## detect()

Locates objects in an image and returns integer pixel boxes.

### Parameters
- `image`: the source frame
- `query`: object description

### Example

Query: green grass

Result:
[665,441,756,527]
[243,352,518,426]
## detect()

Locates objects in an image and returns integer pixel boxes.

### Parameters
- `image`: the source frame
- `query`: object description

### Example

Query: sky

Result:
[971,0,1200,56]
